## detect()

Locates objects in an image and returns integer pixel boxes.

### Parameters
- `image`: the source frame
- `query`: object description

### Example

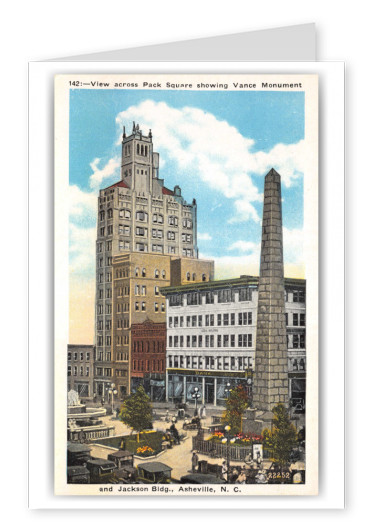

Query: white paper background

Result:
[30,60,340,509]
[4,0,373,525]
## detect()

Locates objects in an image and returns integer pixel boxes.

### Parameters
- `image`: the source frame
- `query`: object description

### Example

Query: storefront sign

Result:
[167,369,246,378]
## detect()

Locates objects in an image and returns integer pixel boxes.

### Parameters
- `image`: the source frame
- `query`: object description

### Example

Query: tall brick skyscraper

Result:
[253,168,289,412]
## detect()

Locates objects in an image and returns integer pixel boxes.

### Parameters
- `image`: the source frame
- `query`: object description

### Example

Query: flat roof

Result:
[137,462,172,473]
[160,275,306,295]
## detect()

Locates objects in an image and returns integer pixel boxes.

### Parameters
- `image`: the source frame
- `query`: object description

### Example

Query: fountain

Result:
[67,390,115,442]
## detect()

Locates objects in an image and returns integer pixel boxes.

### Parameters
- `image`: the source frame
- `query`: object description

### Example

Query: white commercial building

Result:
[161,276,306,408]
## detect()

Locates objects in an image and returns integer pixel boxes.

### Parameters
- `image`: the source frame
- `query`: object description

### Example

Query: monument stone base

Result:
[242,408,274,435]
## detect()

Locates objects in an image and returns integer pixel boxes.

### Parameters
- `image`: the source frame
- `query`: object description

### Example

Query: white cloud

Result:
[197,232,212,241]
[89,156,120,190]
[69,223,96,277]
[69,185,97,220]
[228,240,259,253]
[115,100,305,224]
[283,227,304,264]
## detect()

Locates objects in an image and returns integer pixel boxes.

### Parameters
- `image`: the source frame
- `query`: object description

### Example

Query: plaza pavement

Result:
[88,410,270,480]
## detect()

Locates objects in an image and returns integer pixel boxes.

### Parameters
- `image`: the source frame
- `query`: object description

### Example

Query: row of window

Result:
[96,367,112,377]
[290,358,306,371]
[97,304,112,315]
[168,355,253,370]
[169,287,254,307]
[98,289,112,300]
[97,320,112,331]
[116,352,129,361]
[117,319,130,329]
[168,333,253,349]
[98,273,112,283]
[116,335,129,346]
[286,313,306,327]
[97,336,112,346]
[168,312,252,329]
[68,366,90,377]
[133,341,166,353]
[98,257,112,267]
[97,241,112,253]
[288,333,306,349]
[68,352,91,361]
[134,301,165,312]
[133,359,165,372]
[115,268,167,279]
[96,351,112,361]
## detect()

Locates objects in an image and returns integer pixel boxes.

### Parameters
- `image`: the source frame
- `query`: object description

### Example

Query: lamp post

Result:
[192,386,201,416]
[221,425,235,482]
[107,383,118,415]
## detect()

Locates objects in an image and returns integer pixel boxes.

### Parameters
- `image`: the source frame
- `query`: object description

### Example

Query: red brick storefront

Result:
[131,319,166,401]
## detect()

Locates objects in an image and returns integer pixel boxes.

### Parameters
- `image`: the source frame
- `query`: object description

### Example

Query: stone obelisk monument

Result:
[253,168,289,413]
[243,168,289,434]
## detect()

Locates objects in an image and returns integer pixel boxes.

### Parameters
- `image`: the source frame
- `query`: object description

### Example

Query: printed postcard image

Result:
[54,73,318,496]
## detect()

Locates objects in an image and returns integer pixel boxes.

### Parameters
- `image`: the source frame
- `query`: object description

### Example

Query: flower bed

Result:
[136,445,155,457]
[208,431,263,446]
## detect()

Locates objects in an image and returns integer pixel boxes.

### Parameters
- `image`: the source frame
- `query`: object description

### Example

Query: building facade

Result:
[67,345,95,398]
[94,123,208,399]
[131,320,167,400]
[161,276,306,408]
[94,251,214,399]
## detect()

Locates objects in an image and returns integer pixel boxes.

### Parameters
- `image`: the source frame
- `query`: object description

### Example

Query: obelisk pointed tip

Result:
[265,167,281,178]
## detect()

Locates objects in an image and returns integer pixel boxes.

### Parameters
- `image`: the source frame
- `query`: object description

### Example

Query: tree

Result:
[222,385,249,434]
[119,385,153,442]
[262,404,297,468]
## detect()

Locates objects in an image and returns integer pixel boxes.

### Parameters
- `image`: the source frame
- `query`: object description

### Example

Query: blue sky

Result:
[69,88,305,342]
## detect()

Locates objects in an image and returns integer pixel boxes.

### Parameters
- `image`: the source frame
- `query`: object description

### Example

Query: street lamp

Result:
[221,425,235,482]
[192,386,201,416]
[107,383,118,415]
[225,382,232,398]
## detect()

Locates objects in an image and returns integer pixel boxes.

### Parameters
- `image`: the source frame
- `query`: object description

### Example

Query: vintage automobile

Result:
[108,450,137,483]
[136,462,175,484]
[182,416,202,430]
[67,465,90,484]
[67,442,91,466]
[85,458,118,484]
[180,473,225,484]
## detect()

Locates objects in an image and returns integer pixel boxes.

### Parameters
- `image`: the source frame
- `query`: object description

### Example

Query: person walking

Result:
[221,460,228,482]
[192,451,199,473]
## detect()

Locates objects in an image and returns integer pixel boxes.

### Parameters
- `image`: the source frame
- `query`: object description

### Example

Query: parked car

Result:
[67,465,90,484]
[108,450,137,482]
[136,462,174,484]
[67,442,91,466]
[86,458,118,484]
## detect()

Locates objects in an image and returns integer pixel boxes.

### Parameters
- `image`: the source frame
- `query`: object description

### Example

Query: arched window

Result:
[187,272,191,281]
[135,267,139,277]
[137,144,140,155]
[155,269,160,278]
[142,268,146,277]
[202,274,207,281]
[192,273,196,281]
[162,270,166,279]
[145,146,148,157]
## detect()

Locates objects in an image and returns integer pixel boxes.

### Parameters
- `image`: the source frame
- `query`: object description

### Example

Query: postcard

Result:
[54,73,318,496]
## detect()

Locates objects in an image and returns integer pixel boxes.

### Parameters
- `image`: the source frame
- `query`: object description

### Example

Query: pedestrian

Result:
[236,466,247,484]
[231,467,239,483]
[256,451,262,468]
[192,451,199,473]
[170,422,180,444]
[199,405,203,418]
[221,460,228,482]
[202,404,206,419]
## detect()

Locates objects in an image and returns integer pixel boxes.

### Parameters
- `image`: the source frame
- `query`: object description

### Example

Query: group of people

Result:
[191,449,265,484]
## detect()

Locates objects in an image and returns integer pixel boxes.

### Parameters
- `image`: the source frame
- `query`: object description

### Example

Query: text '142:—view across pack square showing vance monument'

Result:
[55,74,318,496]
